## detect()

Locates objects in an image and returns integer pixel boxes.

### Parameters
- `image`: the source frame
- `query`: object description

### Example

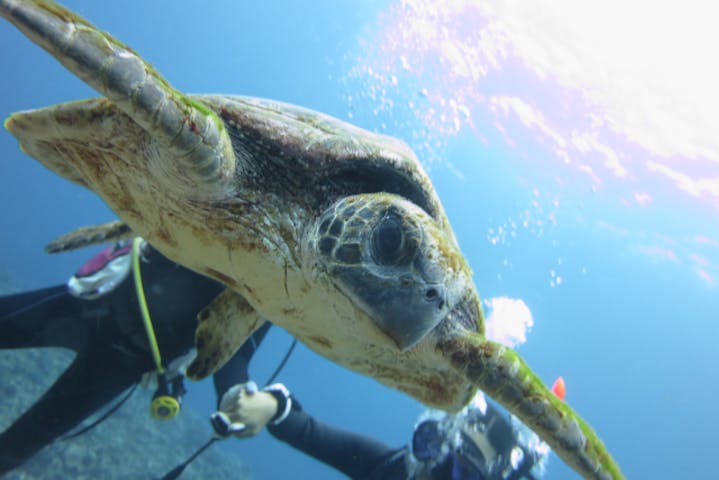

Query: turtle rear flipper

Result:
[187,289,266,380]
[45,220,134,254]
[438,333,624,480]
[6,99,161,227]
[1,0,235,197]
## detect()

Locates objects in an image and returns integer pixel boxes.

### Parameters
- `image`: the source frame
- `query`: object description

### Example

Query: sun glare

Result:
[345,0,719,286]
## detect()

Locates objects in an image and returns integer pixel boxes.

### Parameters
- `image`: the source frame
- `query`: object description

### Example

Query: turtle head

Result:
[306,192,476,350]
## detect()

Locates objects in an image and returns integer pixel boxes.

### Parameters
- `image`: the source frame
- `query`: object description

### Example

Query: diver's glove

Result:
[214,381,291,438]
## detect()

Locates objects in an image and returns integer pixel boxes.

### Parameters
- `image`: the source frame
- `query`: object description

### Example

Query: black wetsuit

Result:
[267,398,538,480]
[267,400,407,480]
[0,244,270,474]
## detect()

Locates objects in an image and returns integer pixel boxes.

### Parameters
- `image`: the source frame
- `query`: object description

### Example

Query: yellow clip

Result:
[151,395,181,420]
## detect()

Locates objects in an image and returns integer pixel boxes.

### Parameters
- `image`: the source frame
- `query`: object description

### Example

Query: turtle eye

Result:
[372,212,413,265]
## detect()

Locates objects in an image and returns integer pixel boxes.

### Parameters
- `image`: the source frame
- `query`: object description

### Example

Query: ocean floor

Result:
[0,280,251,480]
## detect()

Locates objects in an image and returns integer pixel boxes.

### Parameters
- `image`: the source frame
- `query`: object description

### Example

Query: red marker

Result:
[551,376,566,401]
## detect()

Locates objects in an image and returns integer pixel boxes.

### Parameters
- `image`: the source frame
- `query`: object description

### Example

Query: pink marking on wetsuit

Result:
[75,244,132,278]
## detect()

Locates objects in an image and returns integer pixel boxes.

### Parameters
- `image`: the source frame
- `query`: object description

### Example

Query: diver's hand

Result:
[218,382,279,438]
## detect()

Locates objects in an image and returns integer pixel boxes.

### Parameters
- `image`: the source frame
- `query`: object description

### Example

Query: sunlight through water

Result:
[344,0,719,287]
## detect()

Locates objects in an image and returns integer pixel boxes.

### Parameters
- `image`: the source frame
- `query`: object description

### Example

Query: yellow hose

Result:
[131,237,164,374]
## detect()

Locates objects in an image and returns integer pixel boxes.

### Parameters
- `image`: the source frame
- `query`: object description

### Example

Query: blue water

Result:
[1,1,718,479]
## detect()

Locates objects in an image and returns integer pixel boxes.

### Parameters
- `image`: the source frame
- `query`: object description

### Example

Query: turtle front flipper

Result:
[45,220,134,253]
[187,288,266,380]
[438,333,625,480]
[0,0,235,197]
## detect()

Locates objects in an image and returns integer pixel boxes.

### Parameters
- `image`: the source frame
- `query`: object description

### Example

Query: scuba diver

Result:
[0,238,272,475]
[216,382,550,480]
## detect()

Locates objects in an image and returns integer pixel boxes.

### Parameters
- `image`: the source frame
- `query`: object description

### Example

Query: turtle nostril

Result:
[425,287,446,310]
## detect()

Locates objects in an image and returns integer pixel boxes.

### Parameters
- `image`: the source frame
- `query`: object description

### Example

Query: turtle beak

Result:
[370,279,480,351]
[361,280,450,351]
[334,252,470,351]
[377,236,477,350]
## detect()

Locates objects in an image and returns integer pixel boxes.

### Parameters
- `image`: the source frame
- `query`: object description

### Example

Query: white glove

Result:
[217,381,279,438]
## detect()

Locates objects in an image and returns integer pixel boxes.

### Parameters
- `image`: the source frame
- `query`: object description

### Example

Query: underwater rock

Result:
[0,348,251,480]
[0,277,251,479]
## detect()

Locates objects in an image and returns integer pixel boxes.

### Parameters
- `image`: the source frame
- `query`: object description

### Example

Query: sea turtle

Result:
[0,1,623,478]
